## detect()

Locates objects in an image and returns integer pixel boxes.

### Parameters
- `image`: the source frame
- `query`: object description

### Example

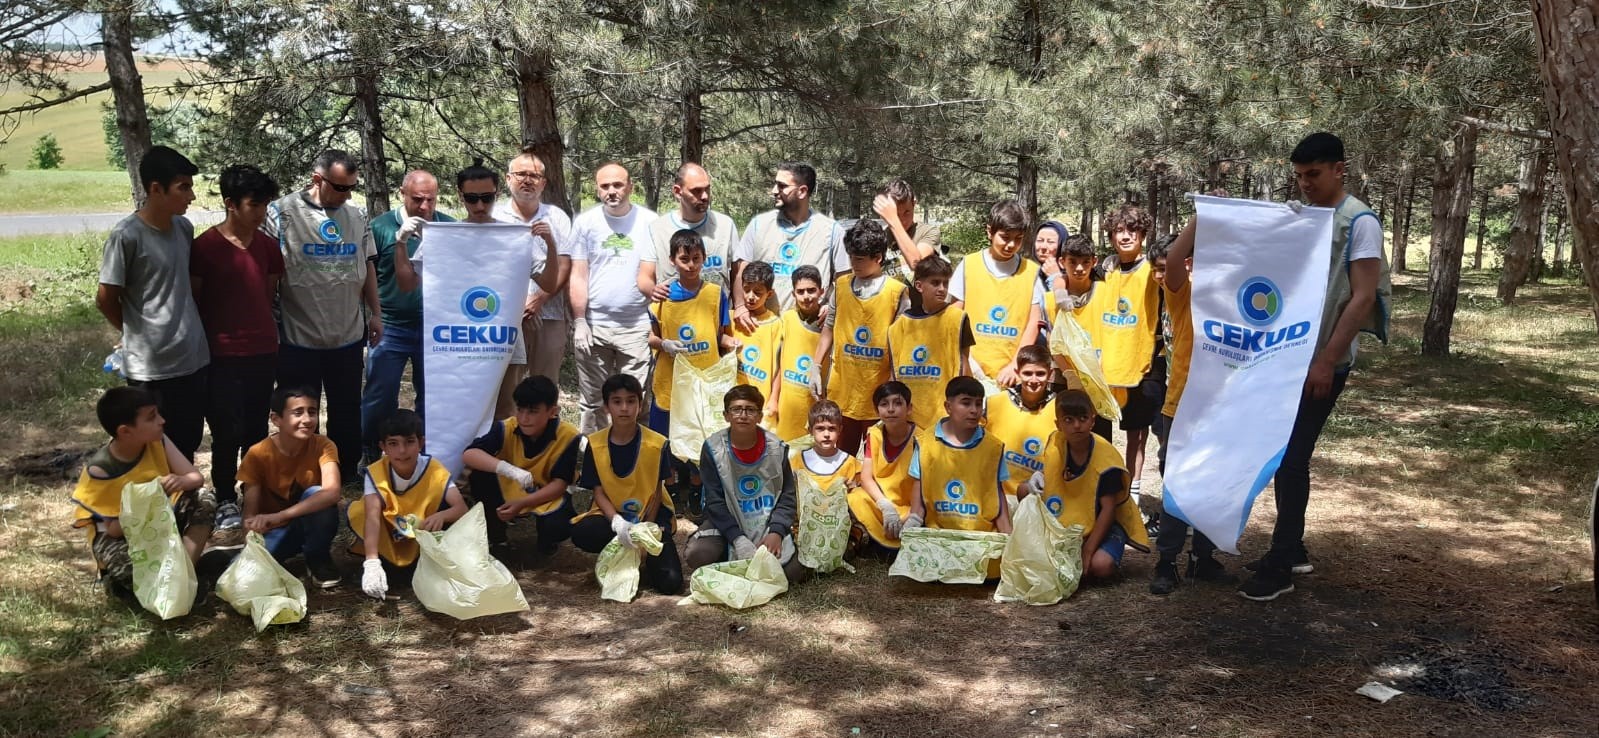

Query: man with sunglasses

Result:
[732,161,837,321]
[264,149,381,485]
[361,170,455,464]
[493,147,572,393]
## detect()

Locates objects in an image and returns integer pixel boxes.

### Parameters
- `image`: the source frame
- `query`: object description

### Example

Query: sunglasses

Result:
[461,192,498,204]
[325,180,358,193]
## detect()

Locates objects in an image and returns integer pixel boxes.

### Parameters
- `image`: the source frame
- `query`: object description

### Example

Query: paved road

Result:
[0,209,225,237]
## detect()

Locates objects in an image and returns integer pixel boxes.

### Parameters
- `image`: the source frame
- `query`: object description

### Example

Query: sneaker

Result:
[215,501,243,531]
[1149,560,1179,595]
[207,526,246,552]
[1143,511,1162,541]
[1187,554,1235,584]
[307,559,342,589]
[1245,553,1313,575]
[1238,568,1295,601]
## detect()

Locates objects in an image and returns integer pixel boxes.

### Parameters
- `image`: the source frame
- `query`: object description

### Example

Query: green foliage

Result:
[941,216,990,257]
[29,133,62,170]
[102,102,202,169]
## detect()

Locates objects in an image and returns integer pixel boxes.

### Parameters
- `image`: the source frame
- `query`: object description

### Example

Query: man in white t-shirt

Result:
[640,162,738,299]
[492,147,573,394]
[568,163,658,432]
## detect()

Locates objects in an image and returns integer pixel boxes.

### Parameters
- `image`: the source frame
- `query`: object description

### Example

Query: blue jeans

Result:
[361,324,425,460]
[263,486,339,565]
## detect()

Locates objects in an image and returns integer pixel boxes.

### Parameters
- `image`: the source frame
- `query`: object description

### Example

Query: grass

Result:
[0,247,1595,735]
[0,67,192,173]
[0,170,143,215]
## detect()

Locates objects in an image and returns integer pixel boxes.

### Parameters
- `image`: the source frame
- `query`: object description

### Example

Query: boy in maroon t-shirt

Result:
[190,164,283,536]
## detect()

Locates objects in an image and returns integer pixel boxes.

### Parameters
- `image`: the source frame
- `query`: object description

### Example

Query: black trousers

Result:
[468,470,575,548]
[571,506,684,595]
[1266,372,1349,566]
[277,342,364,483]
[206,353,277,502]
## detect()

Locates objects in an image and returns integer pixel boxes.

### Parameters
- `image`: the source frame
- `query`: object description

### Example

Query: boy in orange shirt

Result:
[238,387,343,588]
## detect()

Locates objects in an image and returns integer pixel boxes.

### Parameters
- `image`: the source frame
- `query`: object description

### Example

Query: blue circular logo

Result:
[945,480,965,501]
[780,242,799,261]
[1045,496,1063,516]
[742,345,759,363]
[911,346,929,364]
[1023,437,1042,456]
[854,326,870,344]
[620,499,642,521]
[460,286,501,323]
[1236,277,1282,327]
[678,325,695,341]
[796,355,812,372]
[318,219,342,244]
[737,475,762,498]
[1116,297,1131,315]
[989,305,1007,323]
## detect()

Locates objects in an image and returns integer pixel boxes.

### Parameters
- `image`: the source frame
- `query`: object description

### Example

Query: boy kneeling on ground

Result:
[71,387,212,603]
[349,410,469,600]
[686,385,809,583]
[463,375,581,556]
[238,387,343,588]
[1027,390,1150,580]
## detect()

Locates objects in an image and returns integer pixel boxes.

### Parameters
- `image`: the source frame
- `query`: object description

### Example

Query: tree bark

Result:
[1498,149,1550,304]
[513,48,568,212]
[352,70,391,215]
[1017,148,1039,248]
[680,80,703,165]
[1473,184,1489,270]
[1397,170,1418,273]
[1422,124,1479,357]
[101,8,152,207]
[1531,0,1599,326]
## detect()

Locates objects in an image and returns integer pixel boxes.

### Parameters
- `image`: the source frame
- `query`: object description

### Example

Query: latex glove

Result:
[361,559,388,600]
[731,535,758,560]
[1286,200,1304,214]
[610,515,636,549]
[573,320,594,353]
[878,499,903,538]
[396,215,426,243]
[807,362,825,398]
[1019,471,1045,499]
[659,338,687,356]
[970,360,990,384]
[902,512,924,532]
[495,460,535,490]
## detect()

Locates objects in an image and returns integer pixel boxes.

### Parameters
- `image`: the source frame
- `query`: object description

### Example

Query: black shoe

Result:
[1143,511,1162,541]
[102,576,139,607]
[307,559,342,589]
[1149,560,1179,595]
[1245,552,1313,575]
[1238,567,1295,601]
[1187,554,1235,584]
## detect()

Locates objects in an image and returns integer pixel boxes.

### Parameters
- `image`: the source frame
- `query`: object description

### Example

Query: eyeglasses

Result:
[510,171,546,182]
[726,406,761,417]
[461,192,498,204]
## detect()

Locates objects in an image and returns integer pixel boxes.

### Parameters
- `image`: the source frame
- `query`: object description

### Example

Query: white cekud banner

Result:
[1164,196,1333,554]
[422,223,534,476]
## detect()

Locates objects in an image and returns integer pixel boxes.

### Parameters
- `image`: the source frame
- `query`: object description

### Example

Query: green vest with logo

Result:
[1317,195,1392,370]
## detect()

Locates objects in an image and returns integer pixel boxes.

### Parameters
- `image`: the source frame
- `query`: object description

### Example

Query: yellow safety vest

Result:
[650,283,724,411]
[844,422,919,548]
[493,417,580,515]
[774,309,822,443]
[828,275,905,420]
[889,307,966,430]
[964,254,1039,377]
[790,449,862,492]
[1041,432,1150,550]
[917,427,1005,532]
[573,427,674,523]
[736,311,784,390]
[1089,259,1159,388]
[71,440,172,527]
[1162,281,1193,418]
[984,394,1056,500]
[347,456,453,566]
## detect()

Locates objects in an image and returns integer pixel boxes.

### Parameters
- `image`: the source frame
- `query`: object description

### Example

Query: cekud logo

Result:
[843,325,884,359]
[780,241,800,262]
[1045,496,1064,517]
[303,218,357,256]
[736,474,775,514]
[620,498,642,522]
[433,286,519,347]
[1201,276,1310,357]
[976,304,1019,338]
[1003,436,1046,472]
[934,479,980,516]
[784,354,812,385]
[897,344,941,378]
[1103,296,1139,327]
[677,325,711,354]
[741,345,768,381]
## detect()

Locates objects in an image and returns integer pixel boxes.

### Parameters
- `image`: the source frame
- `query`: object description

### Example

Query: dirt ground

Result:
[1,274,1596,737]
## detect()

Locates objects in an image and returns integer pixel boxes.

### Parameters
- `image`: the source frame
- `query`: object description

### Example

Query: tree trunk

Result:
[1531,0,1599,326]
[1473,185,1489,270]
[680,80,703,164]
[352,71,391,215]
[1398,170,1418,273]
[1146,169,1160,235]
[513,48,568,212]
[1498,149,1551,304]
[101,9,152,207]
[1017,148,1039,250]
[1422,124,1479,357]
[1552,208,1567,272]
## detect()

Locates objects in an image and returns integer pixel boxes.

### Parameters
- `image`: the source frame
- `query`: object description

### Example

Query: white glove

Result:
[495,460,535,490]
[731,535,758,560]
[1020,471,1045,499]
[573,320,594,353]
[1285,199,1304,214]
[970,360,990,384]
[659,338,687,356]
[610,515,635,549]
[807,362,825,398]
[902,513,924,532]
[361,559,388,600]
[878,499,903,538]
[396,215,426,243]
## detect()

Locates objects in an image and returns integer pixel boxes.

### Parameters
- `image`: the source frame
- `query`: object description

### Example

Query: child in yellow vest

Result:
[951,198,1043,388]
[1047,234,1115,439]
[889,255,973,430]
[569,374,683,595]
[734,261,784,423]
[350,410,469,600]
[845,381,920,557]
[903,377,1013,579]
[237,387,343,589]
[1026,390,1150,581]
[70,387,211,603]
[648,229,735,435]
[770,265,826,442]
[985,345,1057,514]
[1147,223,1231,595]
[1085,204,1164,508]
[816,220,909,455]
[790,399,862,503]
[463,375,582,555]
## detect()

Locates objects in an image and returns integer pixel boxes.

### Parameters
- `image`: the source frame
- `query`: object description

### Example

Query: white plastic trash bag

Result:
[669,352,738,462]
[995,495,1084,605]
[678,546,789,609]
[216,531,308,630]
[412,504,530,619]
[120,480,197,620]
[1048,309,1122,423]
[796,475,854,574]
[889,527,1008,585]
[595,522,665,602]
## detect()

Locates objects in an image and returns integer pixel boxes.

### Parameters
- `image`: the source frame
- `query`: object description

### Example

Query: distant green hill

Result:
[1,58,195,173]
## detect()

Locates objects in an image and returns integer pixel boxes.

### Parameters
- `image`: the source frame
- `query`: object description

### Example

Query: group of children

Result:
[72,195,1223,609]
